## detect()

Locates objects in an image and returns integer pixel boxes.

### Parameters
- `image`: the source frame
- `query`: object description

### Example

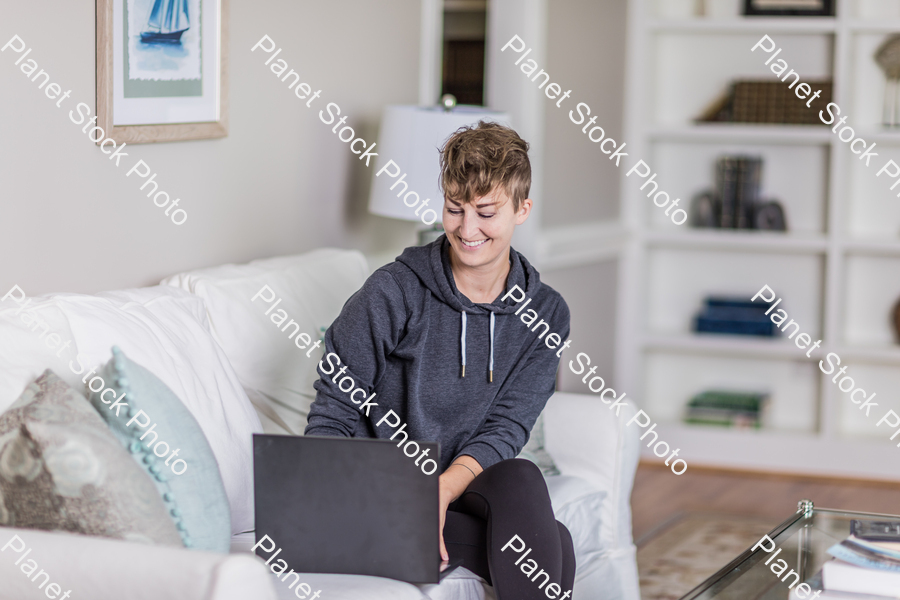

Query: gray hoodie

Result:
[305,235,570,472]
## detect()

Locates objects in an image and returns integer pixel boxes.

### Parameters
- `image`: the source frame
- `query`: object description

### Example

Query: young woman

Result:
[306,121,576,599]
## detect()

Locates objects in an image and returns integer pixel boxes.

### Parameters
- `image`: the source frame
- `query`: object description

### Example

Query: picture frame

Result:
[893,297,900,344]
[742,0,834,16]
[96,0,229,144]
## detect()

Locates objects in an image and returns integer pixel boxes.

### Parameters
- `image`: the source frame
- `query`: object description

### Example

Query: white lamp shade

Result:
[368,105,511,222]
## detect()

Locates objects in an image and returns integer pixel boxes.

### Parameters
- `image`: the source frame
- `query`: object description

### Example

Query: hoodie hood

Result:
[396,234,541,315]
[396,234,543,382]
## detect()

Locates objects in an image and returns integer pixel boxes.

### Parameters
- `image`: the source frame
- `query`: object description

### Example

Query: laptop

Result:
[253,434,462,584]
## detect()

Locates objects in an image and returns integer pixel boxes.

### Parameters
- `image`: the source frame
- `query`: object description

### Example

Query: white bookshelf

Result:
[618,0,900,480]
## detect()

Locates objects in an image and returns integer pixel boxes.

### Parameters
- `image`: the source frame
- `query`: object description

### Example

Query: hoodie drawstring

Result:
[461,310,495,382]
[461,311,467,378]
[489,312,495,383]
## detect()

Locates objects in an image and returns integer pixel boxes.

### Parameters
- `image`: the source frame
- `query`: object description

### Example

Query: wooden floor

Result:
[630,462,900,544]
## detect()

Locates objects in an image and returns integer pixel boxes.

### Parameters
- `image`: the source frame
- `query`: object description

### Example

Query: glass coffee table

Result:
[678,500,900,599]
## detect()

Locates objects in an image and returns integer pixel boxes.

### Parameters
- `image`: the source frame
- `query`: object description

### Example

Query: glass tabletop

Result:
[678,500,900,600]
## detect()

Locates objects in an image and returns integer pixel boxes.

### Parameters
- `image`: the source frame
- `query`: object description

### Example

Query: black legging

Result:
[443,458,576,599]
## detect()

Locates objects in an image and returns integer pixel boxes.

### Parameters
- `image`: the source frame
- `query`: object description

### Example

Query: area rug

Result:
[637,513,777,600]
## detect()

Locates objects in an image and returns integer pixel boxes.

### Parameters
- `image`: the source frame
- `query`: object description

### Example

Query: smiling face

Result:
[443,187,532,271]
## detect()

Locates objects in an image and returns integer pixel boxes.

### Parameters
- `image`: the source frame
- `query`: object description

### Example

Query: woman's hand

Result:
[438,456,483,562]
[438,480,455,561]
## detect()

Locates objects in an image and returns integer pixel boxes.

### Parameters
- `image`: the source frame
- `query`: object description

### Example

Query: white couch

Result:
[0,249,641,600]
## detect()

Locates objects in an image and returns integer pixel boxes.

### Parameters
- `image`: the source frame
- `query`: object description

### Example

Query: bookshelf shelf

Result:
[647,422,900,479]
[645,230,829,253]
[847,20,900,32]
[641,337,900,366]
[642,333,824,360]
[843,238,900,255]
[648,125,834,145]
[647,18,838,34]
[619,0,900,478]
[839,344,900,365]
[857,130,900,144]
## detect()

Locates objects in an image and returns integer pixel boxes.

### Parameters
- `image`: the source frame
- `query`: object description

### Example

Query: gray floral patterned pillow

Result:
[518,413,561,476]
[0,370,182,546]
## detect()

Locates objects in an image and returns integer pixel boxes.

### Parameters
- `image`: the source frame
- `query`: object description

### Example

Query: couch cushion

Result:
[0,287,262,535]
[546,474,607,570]
[87,347,232,552]
[230,532,429,600]
[1,527,277,600]
[271,573,429,600]
[417,567,491,600]
[0,370,182,546]
[161,249,370,435]
[542,392,641,554]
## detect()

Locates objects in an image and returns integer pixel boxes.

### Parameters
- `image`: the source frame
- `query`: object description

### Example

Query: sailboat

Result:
[140,0,190,44]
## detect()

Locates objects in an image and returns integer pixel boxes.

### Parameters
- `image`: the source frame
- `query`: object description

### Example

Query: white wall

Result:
[0,0,422,295]
[486,0,548,262]
[543,0,626,226]
[540,0,628,386]
[542,260,619,393]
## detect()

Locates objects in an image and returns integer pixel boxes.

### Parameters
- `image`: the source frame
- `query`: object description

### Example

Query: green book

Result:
[688,390,768,412]
[684,390,768,429]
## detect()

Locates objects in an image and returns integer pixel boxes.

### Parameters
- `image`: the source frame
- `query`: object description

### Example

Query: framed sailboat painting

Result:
[96,0,228,143]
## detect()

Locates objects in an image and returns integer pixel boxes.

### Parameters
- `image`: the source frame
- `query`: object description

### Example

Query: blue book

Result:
[828,538,900,572]
[694,296,779,337]
[706,297,773,311]
[695,316,777,336]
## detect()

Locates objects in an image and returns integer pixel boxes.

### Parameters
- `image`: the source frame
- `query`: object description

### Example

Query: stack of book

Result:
[717,156,762,229]
[690,156,785,231]
[694,296,779,337]
[684,390,768,429]
[823,533,900,598]
[791,533,900,598]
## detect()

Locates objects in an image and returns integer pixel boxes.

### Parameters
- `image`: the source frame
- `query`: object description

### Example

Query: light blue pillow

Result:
[87,346,231,553]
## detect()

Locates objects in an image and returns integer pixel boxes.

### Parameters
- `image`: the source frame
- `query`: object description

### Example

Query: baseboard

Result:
[638,459,900,488]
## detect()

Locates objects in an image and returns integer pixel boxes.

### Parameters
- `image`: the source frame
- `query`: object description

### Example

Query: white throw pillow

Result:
[546,475,607,570]
[0,294,83,407]
[162,249,370,435]
[0,286,262,535]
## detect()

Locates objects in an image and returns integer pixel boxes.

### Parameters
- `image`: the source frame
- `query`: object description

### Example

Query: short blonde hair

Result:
[439,121,531,212]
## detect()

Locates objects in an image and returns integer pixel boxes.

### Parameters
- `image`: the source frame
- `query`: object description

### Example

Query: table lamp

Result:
[368,95,511,245]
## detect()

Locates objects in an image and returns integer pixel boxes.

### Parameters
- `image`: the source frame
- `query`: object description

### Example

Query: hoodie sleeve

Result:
[456,297,571,469]
[305,268,408,437]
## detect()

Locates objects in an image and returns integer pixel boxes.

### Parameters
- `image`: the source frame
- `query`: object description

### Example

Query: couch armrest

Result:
[0,528,276,600]
[541,392,641,551]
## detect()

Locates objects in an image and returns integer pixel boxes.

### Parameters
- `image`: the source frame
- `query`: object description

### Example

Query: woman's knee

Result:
[485,458,546,488]
[464,459,550,509]
[556,520,575,553]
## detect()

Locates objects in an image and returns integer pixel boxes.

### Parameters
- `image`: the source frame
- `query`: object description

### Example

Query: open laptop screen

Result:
[253,434,441,583]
